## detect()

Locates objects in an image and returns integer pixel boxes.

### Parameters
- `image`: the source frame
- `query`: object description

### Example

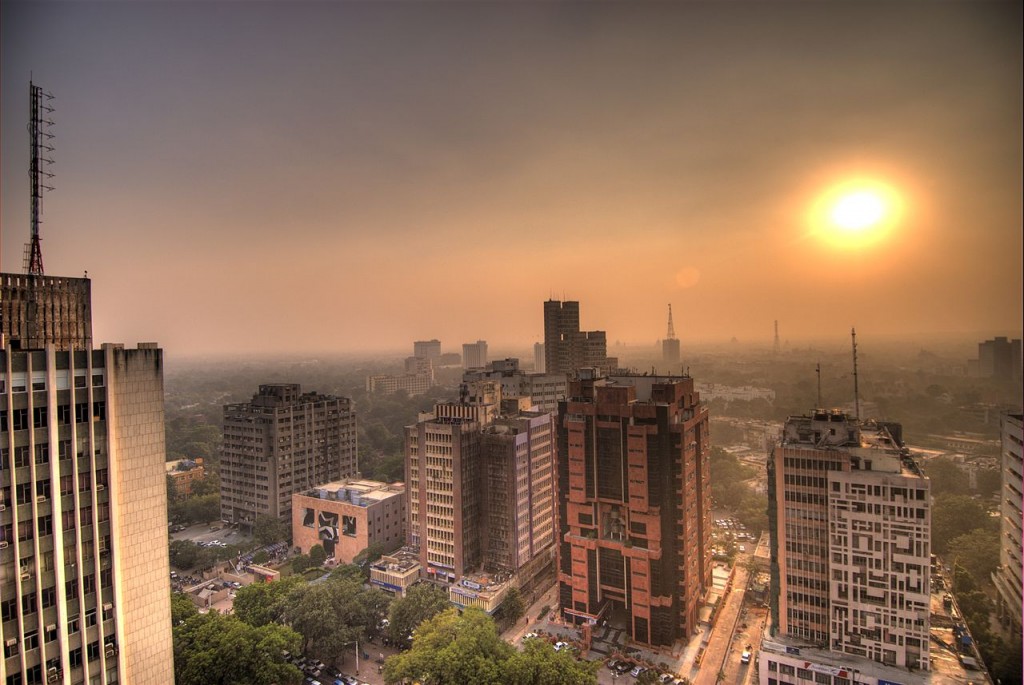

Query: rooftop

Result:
[299,478,404,505]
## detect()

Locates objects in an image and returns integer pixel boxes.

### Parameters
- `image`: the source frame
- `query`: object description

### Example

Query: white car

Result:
[741,649,752,664]
[554,641,568,651]
[631,666,647,677]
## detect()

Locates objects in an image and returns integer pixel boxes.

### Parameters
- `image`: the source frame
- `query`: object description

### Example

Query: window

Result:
[41,587,56,609]
[16,483,32,505]
[34,444,49,465]
[3,640,17,659]
[69,647,83,668]
[92,402,106,421]
[37,515,53,537]
[67,615,80,634]
[36,480,50,499]
[21,592,37,614]
[12,408,28,431]
[75,403,88,424]
[85,608,97,627]
[1,599,16,622]
[58,440,71,460]
[33,407,47,429]
[57,404,72,424]
[14,446,30,468]
[45,624,58,643]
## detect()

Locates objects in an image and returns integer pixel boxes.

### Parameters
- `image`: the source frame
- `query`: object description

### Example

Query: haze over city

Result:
[2,1,1021,357]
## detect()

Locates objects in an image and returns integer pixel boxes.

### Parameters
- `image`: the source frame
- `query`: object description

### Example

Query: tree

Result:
[497,587,525,625]
[233,576,306,627]
[636,670,661,685]
[932,495,994,553]
[383,608,512,685]
[173,612,302,685]
[309,544,328,567]
[354,541,386,567]
[291,554,313,574]
[384,608,598,685]
[502,638,599,685]
[254,514,290,546]
[387,583,451,648]
[923,458,971,497]
[946,528,999,585]
[171,591,198,626]
[282,574,390,665]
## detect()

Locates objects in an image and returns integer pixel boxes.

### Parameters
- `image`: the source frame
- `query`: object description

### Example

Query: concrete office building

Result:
[462,341,488,370]
[993,412,1023,636]
[404,382,556,598]
[462,358,567,413]
[220,384,357,529]
[555,370,711,646]
[543,300,617,377]
[767,411,931,670]
[291,479,405,564]
[533,342,545,373]
[1,273,174,685]
[413,340,441,360]
[968,336,1022,380]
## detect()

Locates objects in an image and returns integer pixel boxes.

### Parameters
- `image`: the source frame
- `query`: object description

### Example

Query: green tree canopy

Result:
[946,528,999,585]
[384,608,598,685]
[308,544,328,567]
[171,591,198,626]
[496,586,525,625]
[233,575,306,627]
[502,638,599,685]
[386,582,451,648]
[923,458,972,496]
[173,612,302,685]
[932,495,995,553]
[254,514,290,546]
[282,574,390,665]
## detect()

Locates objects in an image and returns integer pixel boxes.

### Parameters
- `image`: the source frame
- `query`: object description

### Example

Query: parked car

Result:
[630,665,647,677]
[741,649,752,664]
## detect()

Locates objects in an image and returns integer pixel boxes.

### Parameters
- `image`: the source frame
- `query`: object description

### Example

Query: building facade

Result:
[767,411,931,670]
[291,479,405,564]
[0,274,92,353]
[220,384,357,529]
[404,383,556,599]
[462,358,567,413]
[1,270,173,685]
[542,300,617,377]
[555,371,711,646]
[993,412,1023,636]
[461,341,488,370]
[413,340,441,360]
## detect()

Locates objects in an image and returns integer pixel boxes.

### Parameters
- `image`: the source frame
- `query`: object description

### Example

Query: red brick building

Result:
[556,370,711,646]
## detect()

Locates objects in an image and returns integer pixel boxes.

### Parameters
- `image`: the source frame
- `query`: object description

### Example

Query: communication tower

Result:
[25,80,55,276]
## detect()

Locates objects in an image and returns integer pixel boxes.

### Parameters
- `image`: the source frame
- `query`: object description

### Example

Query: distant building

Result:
[993,412,1023,637]
[220,384,357,529]
[968,336,1022,380]
[768,411,930,668]
[543,300,617,376]
[291,479,405,564]
[533,342,545,373]
[165,458,207,498]
[413,339,442,360]
[462,358,567,413]
[556,370,711,646]
[1,271,174,684]
[696,382,776,403]
[366,357,433,396]
[462,340,488,369]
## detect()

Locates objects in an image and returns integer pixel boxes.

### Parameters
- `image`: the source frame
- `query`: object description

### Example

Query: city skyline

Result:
[2,2,1021,356]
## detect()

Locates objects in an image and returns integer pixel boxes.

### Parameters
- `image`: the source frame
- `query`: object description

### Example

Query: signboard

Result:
[805,663,848,677]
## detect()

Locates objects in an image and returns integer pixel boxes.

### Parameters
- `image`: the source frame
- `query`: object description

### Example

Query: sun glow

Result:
[809,179,904,249]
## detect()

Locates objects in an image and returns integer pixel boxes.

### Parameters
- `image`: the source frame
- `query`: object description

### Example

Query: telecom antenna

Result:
[25,80,55,276]
[815,362,821,408]
[773,320,780,355]
[851,328,860,420]
[666,304,676,340]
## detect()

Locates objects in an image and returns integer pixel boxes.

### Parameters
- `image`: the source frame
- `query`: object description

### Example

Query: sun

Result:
[809,179,903,249]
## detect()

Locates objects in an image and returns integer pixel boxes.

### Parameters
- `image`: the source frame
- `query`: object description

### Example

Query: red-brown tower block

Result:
[556,370,711,646]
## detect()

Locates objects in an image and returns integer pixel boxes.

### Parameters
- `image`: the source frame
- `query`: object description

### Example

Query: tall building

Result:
[555,370,711,646]
[220,384,357,529]
[968,336,1023,380]
[461,340,488,369]
[543,300,617,377]
[662,304,680,367]
[533,342,545,373]
[1,274,174,684]
[413,340,441,360]
[766,411,931,670]
[404,382,555,596]
[993,412,1023,636]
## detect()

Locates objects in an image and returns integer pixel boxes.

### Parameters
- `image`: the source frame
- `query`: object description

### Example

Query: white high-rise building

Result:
[993,412,1023,636]
[1,273,174,684]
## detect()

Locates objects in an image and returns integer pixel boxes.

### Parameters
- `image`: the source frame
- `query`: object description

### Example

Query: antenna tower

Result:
[851,328,860,420]
[666,304,676,340]
[25,81,55,276]
[815,362,821,408]
[773,320,780,354]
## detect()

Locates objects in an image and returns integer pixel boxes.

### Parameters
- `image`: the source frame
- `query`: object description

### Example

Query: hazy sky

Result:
[2,1,1021,357]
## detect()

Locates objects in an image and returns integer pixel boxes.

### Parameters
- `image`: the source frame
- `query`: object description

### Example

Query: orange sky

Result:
[2,2,1021,356]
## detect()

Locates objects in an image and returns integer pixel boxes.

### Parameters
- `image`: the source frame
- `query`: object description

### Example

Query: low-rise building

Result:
[166,458,206,498]
[370,548,422,597]
[291,479,405,564]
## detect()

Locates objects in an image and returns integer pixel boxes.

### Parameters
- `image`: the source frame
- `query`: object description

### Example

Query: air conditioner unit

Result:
[20,572,30,581]
[46,624,56,632]
[37,496,46,502]
[4,638,16,647]
[47,673,59,684]
[104,646,116,658]
[0,541,8,549]
[0,503,6,511]
[97,484,106,490]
